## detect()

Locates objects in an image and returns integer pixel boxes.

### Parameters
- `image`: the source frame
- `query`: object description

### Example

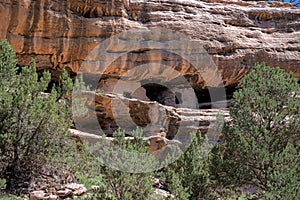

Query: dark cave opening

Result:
[142,83,235,109]
[142,83,182,107]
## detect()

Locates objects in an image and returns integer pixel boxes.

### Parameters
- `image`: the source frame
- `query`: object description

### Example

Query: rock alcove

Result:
[142,83,181,107]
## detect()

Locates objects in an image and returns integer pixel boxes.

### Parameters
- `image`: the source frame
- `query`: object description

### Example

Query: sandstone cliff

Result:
[0,0,299,92]
[0,0,299,138]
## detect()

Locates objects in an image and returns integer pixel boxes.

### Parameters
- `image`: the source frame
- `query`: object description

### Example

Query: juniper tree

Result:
[212,63,300,199]
[0,40,74,192]
[163,132,212,200]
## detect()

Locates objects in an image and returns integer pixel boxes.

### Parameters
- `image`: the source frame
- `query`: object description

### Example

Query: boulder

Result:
[30,191,46,200]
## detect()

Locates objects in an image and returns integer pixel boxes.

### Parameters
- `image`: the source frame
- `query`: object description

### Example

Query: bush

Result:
[164,131,212,200]
[0,40,74,193]
[264,143,300,199]
[70,128,155,200]
[212,63,300,198]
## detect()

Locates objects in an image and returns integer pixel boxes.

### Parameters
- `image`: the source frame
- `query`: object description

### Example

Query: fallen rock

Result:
[30,191,46,200]
[29,192,58,200]
[152,188,173,200]
[73,186,88,196]
[56,189,73,198]
[65,183,88,196]
[147,135,169,153]
[45,195,58,200]
[65,183,85,191]
[28,183,88,200]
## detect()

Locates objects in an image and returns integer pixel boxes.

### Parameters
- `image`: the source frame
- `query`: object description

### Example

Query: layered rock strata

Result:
[0,0,299,89]
[0,0,299,139]
[72,91,229,139]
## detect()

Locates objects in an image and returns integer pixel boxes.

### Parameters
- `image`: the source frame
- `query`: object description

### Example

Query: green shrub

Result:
[97,129,154,200]
[0,178,6,191]
[0,39,74,193]
[164,131,212,199]
[263,143,300,199]
[70,128,155,200]
[212,63,300,198]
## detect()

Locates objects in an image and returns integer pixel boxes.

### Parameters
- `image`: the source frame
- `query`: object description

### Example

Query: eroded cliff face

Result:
[1,0,299,138]
[0,0,300,104]
[1,0,299,86]
[72,91,229,137]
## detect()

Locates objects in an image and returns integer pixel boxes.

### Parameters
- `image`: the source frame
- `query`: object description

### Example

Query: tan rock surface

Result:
[0,0,299,90]
[30,190,46,200]
[72,91,229,140]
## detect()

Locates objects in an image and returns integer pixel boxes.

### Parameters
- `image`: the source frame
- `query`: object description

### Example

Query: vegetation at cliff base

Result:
[211,63,300,199]
[0,40,299,199]
[0,39,75,194]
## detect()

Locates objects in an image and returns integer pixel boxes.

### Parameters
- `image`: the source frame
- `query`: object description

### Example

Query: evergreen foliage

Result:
[1,40,299,199]
[212,63,300,199]
[164,132,212,200]
[71,128,155,200]
[99,129,154,200]
[0,39,74,193]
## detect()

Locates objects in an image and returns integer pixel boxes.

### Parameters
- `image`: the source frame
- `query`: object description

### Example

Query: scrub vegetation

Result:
[0,40,299,199]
